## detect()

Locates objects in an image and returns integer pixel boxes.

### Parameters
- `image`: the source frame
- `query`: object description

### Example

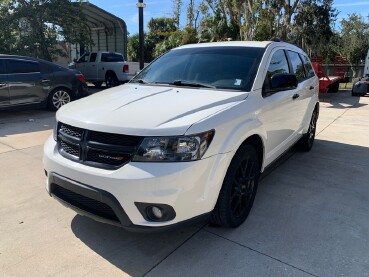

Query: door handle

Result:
[292,93,300,100]
[42,79,50,83]
[0,83,6,87]
[309,86,314,90]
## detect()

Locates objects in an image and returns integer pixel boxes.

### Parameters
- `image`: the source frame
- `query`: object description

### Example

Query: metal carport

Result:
[70,3,128,60]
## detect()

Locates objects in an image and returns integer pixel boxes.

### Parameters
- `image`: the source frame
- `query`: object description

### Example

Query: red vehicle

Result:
[311,56,348,93]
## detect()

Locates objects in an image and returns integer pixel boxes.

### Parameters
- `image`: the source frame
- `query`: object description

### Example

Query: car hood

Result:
[57,84,248,136]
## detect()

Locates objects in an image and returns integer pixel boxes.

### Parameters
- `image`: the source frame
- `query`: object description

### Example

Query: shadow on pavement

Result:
[71,215,202,276]
[0,108,55,137]
[70,139,369,276]
[319,90,368,109]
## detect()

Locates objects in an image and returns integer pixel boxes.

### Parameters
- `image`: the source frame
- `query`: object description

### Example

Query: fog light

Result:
[151,206,163,219]
[135,202,176,222]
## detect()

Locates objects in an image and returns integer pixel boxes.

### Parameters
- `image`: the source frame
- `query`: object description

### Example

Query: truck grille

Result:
[57,123,142,169]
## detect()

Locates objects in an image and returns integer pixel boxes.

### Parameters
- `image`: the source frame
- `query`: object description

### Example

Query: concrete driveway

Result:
[1,90,369,276]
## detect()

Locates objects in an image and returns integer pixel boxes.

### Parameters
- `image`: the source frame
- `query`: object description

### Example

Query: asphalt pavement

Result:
[1,89,369,277]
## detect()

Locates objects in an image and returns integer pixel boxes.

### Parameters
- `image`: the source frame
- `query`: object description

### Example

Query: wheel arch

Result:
[105,70,117,79]
[239,134,264,173]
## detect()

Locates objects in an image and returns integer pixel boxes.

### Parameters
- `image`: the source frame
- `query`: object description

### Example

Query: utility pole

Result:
[136,0,146,70]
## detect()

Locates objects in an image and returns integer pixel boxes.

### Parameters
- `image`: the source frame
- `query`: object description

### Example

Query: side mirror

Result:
[264,73,298,96]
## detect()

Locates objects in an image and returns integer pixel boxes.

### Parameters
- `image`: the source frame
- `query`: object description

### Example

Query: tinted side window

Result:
[287,51,305,82]
[8,60,40,74]
[101,53,124,62]
[300,54,315,78]
[263,50,290,95]
[79,53,90,63]
[89,53,97,62]
[40,62,54,74]
[0,59,5,74]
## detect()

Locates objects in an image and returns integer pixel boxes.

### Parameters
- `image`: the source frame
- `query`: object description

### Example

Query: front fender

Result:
[186,100,267,170]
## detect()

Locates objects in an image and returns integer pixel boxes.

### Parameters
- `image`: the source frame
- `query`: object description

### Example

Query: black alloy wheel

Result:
[210,144,259,228]
[105,73,119,88]
[300,109,318,151]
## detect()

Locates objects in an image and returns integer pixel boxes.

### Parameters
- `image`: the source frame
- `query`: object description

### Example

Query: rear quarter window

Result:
[40,62,54,74]
[8,60,40,74]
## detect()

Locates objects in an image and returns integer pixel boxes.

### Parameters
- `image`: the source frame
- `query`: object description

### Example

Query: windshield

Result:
[131,46,265,91]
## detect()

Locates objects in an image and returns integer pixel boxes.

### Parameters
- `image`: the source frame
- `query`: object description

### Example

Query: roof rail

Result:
[270,38,299,48]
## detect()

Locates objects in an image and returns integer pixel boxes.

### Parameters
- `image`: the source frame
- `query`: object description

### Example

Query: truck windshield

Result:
[131,46,265,91]
[101,53,124,62]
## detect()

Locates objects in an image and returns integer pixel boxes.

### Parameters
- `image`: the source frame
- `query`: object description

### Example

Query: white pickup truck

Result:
[72,51,130,88]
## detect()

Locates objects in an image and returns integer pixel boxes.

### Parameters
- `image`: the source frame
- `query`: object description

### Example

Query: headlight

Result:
[132,130,215,162]
[53,121,58,141]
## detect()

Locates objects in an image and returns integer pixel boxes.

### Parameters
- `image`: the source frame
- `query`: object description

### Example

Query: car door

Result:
[298,54,319,133]
[259,49,301,164]
[83,52,98,80]
[0,59,9,107]
[286,50,315,134]
[7,59,44,105]
[75,53,90,77]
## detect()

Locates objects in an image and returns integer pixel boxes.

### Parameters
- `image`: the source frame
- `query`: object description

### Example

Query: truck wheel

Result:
[210,144,259,228]
[328,82,339,93]
[93,82,103,88]
[105,73,119,88]
[299,109,318,152]
[48,88,72,111]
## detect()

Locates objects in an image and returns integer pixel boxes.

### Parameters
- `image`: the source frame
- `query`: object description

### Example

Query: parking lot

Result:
[1,89,369,277]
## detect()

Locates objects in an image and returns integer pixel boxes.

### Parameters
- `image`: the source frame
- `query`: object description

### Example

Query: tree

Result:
[172,0,182,28]
[291,0,338,59]
[336,14,369,77]
[127,33,155,62]
[281,0,301,40]
[0,0,90,61]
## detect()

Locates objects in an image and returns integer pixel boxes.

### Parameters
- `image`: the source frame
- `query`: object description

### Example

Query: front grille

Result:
[52,184,119,222]
[89,131,141,146]
[60,141,79,157]
[60,123,83,138]
[87,149,131,166]
[57,122,142,169]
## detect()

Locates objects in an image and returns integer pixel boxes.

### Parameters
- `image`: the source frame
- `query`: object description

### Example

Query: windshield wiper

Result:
[155,80,215,89]
[130,79,149,84]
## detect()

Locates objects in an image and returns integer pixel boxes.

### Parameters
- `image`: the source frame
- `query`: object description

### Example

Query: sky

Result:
[88,0,369,36]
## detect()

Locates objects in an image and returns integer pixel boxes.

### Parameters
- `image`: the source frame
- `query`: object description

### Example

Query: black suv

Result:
[0,55,88,110]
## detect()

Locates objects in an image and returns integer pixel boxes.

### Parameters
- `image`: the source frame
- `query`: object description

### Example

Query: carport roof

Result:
[80,2,127,33]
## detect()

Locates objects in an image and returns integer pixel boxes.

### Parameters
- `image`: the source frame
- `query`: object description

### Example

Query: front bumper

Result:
[43,136,232,229]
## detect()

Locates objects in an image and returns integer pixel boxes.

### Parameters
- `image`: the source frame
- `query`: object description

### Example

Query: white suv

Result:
[43,41,319,230]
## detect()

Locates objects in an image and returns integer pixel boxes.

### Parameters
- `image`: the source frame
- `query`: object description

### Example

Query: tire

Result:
[48,88,72,111]
[328,82,339,93]
[210,144,260,228]
[93,81,103,88]
[105,73,119,88]
[299,109,318,152]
